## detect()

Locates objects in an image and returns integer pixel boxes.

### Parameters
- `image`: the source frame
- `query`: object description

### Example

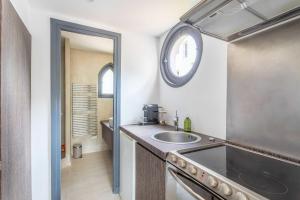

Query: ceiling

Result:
[62,31,114,53]
[29,0,200,36]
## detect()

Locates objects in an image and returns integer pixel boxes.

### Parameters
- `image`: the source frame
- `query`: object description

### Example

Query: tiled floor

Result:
[61,151,120,200]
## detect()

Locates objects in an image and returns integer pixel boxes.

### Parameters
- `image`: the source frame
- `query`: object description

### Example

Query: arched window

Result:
[98,63,113,98]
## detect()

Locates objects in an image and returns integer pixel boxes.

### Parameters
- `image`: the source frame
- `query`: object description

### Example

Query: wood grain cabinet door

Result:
[136,143,165,200]
[1,0,32,199]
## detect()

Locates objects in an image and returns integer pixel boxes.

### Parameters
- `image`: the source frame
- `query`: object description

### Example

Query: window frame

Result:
[98,63,114,98]
[160,23,203,87]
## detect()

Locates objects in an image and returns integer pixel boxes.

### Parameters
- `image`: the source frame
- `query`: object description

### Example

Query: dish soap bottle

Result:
[184,117,191,132]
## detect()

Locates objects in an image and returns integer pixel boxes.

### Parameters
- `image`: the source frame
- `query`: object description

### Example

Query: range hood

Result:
[181,0,300,41]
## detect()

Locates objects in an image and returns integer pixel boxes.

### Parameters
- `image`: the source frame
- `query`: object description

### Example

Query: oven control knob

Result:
[178,160,186,168]
[236,192,248,200]
[221,183,232,196]
[188,165,197,175]
[170,155,177,163]
[208,176,218,188]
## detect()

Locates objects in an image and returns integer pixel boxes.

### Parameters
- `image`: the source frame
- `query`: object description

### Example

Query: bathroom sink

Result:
[151,131,201,144]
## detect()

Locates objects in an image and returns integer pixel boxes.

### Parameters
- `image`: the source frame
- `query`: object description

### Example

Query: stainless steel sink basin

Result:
[151,131,201,144]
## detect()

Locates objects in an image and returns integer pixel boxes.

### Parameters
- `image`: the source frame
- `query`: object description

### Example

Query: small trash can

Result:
[73,143,82,159]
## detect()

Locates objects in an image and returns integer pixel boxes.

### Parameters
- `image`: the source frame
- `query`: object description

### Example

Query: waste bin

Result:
[73,143,82,159]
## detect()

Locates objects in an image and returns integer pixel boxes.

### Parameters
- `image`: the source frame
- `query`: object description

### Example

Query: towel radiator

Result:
[72,83,97,137]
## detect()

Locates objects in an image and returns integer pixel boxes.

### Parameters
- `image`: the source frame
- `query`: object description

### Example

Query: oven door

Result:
[166,163,223,200]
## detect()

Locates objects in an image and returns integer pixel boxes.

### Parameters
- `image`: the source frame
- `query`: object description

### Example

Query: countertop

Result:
[100,120,113,132]
[120,124,223,160]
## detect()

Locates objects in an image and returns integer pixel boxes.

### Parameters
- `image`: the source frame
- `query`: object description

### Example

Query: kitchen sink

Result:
[151,131,201,144]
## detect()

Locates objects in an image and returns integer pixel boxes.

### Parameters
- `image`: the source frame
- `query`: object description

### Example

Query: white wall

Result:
[30,8,52,200]
[121,32,160,124]
[158,33,227,139]
[29,7,159,200]
[9,0,30,29]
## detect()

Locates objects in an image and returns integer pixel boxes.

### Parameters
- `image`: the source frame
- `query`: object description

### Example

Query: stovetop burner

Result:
[239,171,288,195]
[182,144,300,200]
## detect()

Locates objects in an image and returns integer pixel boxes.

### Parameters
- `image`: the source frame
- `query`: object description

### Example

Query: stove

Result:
[167,144,300,200]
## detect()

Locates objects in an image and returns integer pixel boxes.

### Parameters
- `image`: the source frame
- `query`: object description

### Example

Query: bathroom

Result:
[60,31,116,199]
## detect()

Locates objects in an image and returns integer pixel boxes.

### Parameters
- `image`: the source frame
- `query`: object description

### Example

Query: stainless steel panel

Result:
[227,18,300,160]
[152,131,201,144]
[180,0,229,23]
[181,0,300,41]
[195,0,264,38]
[249,0,300,19]
[166,163,217,200]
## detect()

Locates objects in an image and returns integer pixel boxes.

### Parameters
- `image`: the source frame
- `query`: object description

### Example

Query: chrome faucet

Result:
[174,110,179,131]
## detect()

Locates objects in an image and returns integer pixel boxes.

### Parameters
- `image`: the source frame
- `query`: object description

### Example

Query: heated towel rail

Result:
[72,83,97,137]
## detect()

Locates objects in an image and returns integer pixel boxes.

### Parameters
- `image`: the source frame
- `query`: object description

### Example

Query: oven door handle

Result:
[168,168,207,200]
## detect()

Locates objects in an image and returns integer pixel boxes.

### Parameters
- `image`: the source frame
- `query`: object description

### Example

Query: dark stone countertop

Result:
[120,124,224,160]
[100,120,113,132]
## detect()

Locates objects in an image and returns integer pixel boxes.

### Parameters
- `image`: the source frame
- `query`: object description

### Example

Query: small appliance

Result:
[141,104,159,125]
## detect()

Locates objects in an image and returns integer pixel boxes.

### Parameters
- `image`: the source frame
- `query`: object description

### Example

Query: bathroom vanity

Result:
[101,120,114,151]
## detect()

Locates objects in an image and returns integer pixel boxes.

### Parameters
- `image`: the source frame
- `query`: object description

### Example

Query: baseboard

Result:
[61,156,71,168]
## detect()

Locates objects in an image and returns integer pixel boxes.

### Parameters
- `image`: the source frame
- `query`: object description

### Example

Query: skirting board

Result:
[61,156,71,168]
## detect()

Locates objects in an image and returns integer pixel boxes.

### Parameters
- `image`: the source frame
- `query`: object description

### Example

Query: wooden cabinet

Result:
[136,143,165,200]
[1,0,32,199]
[101,121,113,151]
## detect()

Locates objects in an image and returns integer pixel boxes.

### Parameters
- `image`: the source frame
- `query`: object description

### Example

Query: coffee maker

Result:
[141,104,159,125]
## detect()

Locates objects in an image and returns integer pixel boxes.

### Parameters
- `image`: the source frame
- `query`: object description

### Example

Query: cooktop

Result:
[182,145,300,200]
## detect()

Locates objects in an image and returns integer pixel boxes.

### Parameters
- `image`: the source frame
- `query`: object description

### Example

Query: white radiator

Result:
[72,83,97,137]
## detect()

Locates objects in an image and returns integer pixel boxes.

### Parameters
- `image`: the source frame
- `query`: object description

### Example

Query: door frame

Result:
[50,18,121,200]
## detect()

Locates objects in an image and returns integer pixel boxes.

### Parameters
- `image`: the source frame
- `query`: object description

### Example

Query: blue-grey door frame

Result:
[51,18,121,200]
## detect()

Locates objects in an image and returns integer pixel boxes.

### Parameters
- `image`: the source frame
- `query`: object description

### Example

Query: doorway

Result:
[51,19,121,200]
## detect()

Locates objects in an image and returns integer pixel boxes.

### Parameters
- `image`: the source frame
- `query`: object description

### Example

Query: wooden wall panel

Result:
[1,0,32,199]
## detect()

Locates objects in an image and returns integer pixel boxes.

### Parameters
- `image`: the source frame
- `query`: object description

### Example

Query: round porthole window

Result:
[160,23,203,87]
